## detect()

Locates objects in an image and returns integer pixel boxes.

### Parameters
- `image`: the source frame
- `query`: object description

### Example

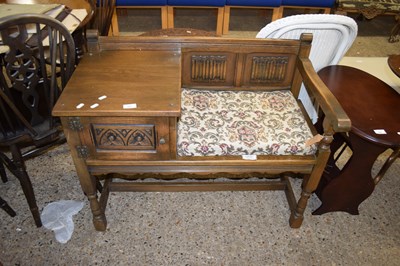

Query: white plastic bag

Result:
[41,200,84,244]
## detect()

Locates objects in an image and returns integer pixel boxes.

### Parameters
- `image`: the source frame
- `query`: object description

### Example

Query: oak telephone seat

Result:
[56,33,351,230]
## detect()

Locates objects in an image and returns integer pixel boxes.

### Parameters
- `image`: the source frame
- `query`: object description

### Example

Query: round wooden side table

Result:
[314,65,400,215]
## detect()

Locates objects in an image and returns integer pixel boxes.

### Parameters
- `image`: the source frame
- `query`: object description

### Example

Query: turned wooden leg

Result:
[290,129,333,228]
[10,145,42,227]
[87,189,107,231]
[71,155,107,231]
[290,167,326,228]
[289,190,311,228]
[61,117,107,231]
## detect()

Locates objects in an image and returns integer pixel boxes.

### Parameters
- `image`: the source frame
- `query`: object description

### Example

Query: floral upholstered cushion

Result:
[177,89,318,157]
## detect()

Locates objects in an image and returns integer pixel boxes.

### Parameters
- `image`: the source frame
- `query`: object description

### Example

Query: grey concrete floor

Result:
[1,144,399,265]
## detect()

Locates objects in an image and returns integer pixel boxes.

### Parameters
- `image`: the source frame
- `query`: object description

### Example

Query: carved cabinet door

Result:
[78,116,172,160]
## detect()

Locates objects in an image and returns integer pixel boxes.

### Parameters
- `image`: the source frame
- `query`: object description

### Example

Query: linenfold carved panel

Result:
[249,56,289,84]
[91,124,155,150]
[191,55,227,82]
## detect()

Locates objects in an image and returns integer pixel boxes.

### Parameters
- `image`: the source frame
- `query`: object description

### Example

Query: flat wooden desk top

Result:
[53,50,182,117]
[318,65,400,147]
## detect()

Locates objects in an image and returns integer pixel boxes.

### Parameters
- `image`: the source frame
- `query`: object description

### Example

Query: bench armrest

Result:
[297,57,351,133]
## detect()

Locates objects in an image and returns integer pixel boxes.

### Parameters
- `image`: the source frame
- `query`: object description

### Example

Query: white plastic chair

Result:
[256,14,358,123]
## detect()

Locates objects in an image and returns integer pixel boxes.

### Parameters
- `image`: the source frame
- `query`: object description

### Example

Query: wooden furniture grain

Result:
[314,65,400,215]
[53,33,350,231]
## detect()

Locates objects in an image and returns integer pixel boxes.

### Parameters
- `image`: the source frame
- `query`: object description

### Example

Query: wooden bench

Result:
[53,32,350,230]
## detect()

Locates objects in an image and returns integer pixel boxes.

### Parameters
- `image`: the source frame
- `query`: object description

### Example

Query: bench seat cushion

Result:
[177,89,317,157]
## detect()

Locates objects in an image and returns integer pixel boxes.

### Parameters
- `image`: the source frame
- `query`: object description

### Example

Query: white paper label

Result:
[76,103,84,109]
[90,103,99,109]
[374,129,387,135]
[242,155,257,160]
[123,103,137,109]
[98,95,107,100]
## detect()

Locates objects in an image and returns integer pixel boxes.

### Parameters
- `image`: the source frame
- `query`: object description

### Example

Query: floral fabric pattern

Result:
[177,89,318,157]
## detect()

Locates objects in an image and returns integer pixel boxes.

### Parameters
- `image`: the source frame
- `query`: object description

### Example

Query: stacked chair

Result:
[256,14,358,122]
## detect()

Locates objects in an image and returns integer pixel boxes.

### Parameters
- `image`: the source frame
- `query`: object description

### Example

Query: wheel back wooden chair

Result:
[256,14,358,123]
[0,13,76,227]
[90,0,116,36]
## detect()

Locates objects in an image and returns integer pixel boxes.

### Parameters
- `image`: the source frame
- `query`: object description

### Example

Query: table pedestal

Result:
[314,132,388,215]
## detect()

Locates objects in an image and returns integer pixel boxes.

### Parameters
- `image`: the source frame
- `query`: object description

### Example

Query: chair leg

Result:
[289,187,309,228]
[0,196,16,217]
[15,167,42,227]
[96,178,103,193]
[0,154,8,183]
[9,145,42,227]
